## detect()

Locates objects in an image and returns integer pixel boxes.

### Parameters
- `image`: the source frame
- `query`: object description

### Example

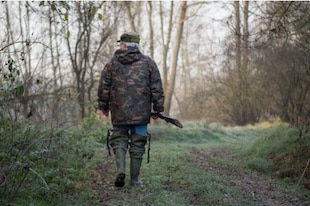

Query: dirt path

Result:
[189,148,310,206]
[90,147,309,206]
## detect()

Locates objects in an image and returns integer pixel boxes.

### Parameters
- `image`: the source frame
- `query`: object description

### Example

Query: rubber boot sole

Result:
[114,173,125,187]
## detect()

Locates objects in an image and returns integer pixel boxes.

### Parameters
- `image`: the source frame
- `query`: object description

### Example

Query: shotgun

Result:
[151,112,183,128]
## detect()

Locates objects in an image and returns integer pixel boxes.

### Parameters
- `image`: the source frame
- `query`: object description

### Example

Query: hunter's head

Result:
[117,32,140,50]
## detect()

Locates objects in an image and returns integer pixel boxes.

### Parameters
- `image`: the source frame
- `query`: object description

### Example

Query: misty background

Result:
[1,1,309,130]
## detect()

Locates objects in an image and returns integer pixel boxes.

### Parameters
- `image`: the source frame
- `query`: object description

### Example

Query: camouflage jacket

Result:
[98,47,164,126]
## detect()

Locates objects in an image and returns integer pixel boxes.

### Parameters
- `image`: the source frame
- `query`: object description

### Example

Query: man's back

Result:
[98,45,164,125]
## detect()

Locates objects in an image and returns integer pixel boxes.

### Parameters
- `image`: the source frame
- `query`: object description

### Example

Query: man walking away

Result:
[97,32,165,187]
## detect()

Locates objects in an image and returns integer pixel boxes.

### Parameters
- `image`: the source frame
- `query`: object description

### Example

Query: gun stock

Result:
[151,113,183,128]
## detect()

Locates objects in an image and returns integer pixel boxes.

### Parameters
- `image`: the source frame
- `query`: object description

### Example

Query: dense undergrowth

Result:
[0,117,109,205]
[0,117,309,205]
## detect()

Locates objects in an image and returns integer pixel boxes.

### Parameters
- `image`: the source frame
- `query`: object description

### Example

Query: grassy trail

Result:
[1,121,309,205]
[87,124,310,206]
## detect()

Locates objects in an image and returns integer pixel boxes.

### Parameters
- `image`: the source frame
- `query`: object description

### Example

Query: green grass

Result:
[1,118,309,205]
[139,142,257,205]
[234,122,310,179]
[0,117,108,205]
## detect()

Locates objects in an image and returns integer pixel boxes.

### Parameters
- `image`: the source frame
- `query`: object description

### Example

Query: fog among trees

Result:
[1,1,309,133]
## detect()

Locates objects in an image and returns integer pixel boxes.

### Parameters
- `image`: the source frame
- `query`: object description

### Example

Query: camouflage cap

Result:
[117,32,140,44]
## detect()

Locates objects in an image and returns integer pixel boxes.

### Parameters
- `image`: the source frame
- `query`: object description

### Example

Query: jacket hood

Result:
[113,47,142,64]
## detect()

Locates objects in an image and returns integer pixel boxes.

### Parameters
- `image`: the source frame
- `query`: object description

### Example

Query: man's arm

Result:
[149,59,164,113]
[97,63,112,116]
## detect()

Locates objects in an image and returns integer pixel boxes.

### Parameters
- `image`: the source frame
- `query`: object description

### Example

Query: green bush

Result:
[0,120,107,205]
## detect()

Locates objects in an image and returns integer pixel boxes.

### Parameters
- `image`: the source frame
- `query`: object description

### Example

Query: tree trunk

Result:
[164,1,187,115]
[147,2,154,59]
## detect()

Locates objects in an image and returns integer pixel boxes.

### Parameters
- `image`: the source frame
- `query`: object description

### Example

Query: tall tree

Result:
[147,1,154,59]
[159,1,174,94]
[163,1,187,115]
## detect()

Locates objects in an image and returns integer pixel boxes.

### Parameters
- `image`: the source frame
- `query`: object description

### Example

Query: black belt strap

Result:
[106,129,112,156]
[147,132,151,163]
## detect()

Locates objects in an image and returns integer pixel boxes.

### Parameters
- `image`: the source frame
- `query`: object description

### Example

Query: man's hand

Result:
[97,101,108,116]
[151,112,159,120]
[101,109,109,117]
[96,109,109,119]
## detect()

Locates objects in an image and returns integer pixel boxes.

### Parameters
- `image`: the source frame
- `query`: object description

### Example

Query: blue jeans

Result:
[113,124,148,136]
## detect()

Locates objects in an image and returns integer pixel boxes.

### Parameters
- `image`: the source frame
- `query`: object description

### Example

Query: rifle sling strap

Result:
[147,132,151,163]
[106,129,112,156]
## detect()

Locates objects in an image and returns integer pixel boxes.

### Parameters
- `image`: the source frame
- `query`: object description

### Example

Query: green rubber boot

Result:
[130,157,143,186]
[114,149,126,187]
[109,130,129,187]
[129,134,147,186]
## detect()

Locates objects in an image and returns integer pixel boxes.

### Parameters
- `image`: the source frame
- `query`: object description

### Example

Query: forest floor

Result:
[88,146,310,206]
